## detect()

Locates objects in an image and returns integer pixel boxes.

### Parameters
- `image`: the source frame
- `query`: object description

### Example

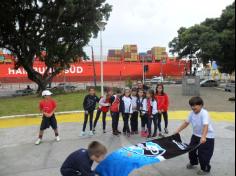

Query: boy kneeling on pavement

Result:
[61,141,107,176]
[175,96,215,175]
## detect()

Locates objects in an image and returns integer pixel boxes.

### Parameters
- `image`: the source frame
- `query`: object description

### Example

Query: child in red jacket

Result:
[155,84,169,136]
[93,88,113,134]
[35,90,60,145]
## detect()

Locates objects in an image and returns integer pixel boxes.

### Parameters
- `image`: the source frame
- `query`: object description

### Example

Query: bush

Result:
[50,88,66,95]
[125,77,133,88]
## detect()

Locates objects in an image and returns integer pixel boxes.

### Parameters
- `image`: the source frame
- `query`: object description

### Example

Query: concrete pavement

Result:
[0,86,235,176]
[0,120,235,176]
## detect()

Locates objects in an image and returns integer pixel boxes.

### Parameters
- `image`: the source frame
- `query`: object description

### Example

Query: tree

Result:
[0,0,112,91]
[169,2,235,74]
[217,2,235,73]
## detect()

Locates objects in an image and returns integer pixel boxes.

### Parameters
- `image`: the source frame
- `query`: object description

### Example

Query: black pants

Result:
[82,111,94,131]
[130,111,139,132]
[189,135,215,172]
[147,114,158,135]
[157,111,168,132]
[140,113,148,130]
[40,114,58,130]
[93,109,107,130]
[111,112,120,132]
[122,113,131,133]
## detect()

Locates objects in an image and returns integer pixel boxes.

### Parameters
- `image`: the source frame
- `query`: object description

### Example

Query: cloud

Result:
[85,0,234,58]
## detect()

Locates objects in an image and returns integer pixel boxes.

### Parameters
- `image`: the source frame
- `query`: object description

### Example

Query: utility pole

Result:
[97,21,106,96]
[142,56,145,83]
[91,46,97,87]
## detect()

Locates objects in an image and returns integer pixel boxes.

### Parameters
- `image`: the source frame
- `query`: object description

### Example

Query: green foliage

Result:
[50,88,66,95]
[125,77,133,88]
[0,0,112,90]
[169,2,235,74]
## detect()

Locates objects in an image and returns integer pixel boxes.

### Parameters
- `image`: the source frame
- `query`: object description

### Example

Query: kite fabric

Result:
[96,134,198,176]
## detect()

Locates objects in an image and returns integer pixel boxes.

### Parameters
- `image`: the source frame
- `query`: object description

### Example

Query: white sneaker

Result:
[89,131,94,136]
[35,139,42,145]
[197,170,210,175]
[164,128,169,134]
[56,136,61,142]
[80,131,86,137]
[159,132,164,137]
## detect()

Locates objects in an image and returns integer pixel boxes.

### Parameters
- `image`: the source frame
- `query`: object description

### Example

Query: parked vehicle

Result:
[52,83,77,92]
[12,89,34,97]
[200,79,219,87]
[151,76,164,84]
[225,81,235,92]
[175,80,182,84]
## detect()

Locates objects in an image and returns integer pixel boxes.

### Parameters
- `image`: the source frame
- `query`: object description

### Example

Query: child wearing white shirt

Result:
[175,97,215,175]
[137,89,148,137]
[120,88,133,137]
[146,89,158,138]
[130,88,139,134]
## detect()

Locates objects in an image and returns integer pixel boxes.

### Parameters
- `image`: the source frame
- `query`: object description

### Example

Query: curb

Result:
[0,110,85,119]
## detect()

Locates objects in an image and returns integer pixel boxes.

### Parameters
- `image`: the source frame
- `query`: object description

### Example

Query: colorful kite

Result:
[96,134,198,176]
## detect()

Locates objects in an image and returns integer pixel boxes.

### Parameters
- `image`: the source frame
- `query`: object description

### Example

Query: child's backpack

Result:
[110,96,120,112]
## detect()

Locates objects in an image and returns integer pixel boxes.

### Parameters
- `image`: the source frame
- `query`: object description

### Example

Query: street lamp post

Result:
[97,21,106,96]
[142,56,145,83]
[161,58,163,77]
[88,45,97,87]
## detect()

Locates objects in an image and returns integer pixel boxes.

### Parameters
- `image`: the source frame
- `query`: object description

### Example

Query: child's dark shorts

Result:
[40,114,58,130]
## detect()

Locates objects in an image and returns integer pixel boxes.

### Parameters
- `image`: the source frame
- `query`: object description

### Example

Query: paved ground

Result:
[0,121,235,176]
[0,86,235,176]
[164,85,235,112]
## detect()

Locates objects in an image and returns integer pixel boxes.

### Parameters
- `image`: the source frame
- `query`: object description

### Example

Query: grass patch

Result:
[0,91,100,117]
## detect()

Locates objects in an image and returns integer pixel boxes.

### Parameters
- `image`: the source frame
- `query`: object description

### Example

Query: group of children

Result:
[81,84,169,138]
[35,87,215,176]
[61,96,215,176]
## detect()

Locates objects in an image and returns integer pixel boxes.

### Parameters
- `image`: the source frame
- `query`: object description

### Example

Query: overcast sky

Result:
[85,0,234,58]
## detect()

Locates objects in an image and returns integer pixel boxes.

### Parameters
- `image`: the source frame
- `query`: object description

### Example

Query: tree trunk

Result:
[23,66,50,94]
[36,80,49,93]
[19,59,62,94]
[190,59,193,75]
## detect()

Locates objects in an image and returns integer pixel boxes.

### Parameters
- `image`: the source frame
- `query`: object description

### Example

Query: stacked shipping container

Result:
[151,47,167,61]
[0,52,14,64]
[106,45,168,62]
[123,45,138,62]
[139,52,152,62]
[107,49,122,61]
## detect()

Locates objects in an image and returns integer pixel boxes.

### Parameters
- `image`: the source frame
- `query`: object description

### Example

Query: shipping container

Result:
[124,57,138,62]
[107,57,121,61]
[123,45,138,53]
[151,47,166,52]
[131,53,138,59]
[108,49,122,57]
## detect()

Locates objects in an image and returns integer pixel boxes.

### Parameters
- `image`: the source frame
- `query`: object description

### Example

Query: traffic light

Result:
[144,65,149,72]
